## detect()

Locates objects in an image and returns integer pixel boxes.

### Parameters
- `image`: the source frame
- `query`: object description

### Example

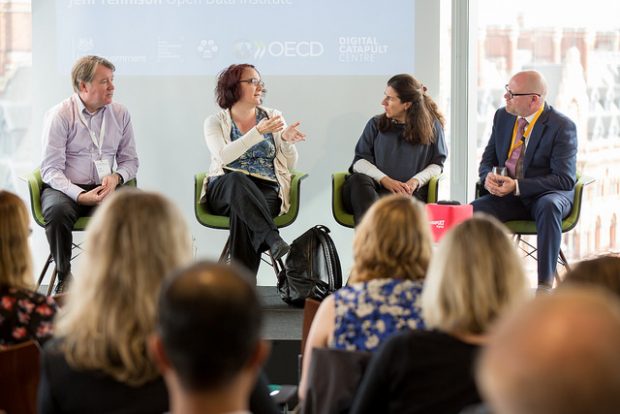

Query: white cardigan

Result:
[201,107,298,214]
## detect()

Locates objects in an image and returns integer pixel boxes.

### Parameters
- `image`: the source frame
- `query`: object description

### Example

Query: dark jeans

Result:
[342,173,426,226]
[41,185,97,279]
[471,192,572,286]
[206,172,281,275]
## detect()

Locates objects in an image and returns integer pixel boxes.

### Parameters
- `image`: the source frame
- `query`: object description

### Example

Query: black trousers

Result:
[206,172,281,274]
[41,185,96,279]
[342,173,426,226]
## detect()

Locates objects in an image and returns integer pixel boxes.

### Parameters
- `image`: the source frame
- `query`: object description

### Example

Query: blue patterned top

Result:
[226,107,278,185]
[331,278,425,352]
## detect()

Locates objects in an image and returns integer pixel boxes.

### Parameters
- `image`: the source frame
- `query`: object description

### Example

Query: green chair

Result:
[27,168,136,295]
[331,172,442,228]
[194,171,308,273]
[475,173,594,283]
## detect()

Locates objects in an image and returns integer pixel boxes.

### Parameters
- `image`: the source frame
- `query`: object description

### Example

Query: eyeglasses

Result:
[505,84,541,99]
[240,78,265,88]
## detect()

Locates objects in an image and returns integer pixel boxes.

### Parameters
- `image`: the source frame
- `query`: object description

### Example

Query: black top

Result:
[350,115,448,183]
[38,339,280,414]
[350,329,482,414]
[38,340,168,414]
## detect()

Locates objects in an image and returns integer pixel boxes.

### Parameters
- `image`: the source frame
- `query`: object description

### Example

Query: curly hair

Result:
[377,73,445,145]
[215,63,259,109]
[349,195,432,283]
[0,191,32,289]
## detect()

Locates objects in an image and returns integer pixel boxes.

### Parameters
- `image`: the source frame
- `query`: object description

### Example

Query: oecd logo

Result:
[234,39,323,59]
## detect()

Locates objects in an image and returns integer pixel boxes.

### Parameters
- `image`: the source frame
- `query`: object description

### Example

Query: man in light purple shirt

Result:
[40,55,139,294]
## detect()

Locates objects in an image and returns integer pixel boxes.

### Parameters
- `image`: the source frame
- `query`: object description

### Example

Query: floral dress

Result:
[331,278,425,352]
[226,107,279,186]
[0,286,58,347]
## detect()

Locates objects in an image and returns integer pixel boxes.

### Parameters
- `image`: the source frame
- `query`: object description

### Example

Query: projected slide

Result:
[56,0,415,75]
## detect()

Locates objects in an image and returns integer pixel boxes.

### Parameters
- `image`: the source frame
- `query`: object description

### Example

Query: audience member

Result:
[37,189,191,413]
[150,260,270,414]
[299,195,433,400]
[200,63,305,274]
[350,215,529,414]
[40,55,139,293]
[0,191,57,347]
[561,254,620,298]
[342,73,447,225]
[472,70,577,292]
[37,189,279,414]
[477,287,620,414]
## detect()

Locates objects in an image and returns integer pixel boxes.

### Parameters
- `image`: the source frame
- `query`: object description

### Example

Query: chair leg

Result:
[219,237,231,263]
[558,248,571,272]
[554,248,571,286]
[46,267,58,296]
[268,252,285,278]
[37,253,54,288]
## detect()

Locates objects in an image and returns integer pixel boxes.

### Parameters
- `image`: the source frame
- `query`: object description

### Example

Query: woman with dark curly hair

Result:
[342,74,448,225]
[199,63,305,275]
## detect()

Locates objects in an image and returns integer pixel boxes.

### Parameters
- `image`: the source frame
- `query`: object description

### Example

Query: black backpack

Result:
[277,225,342,307]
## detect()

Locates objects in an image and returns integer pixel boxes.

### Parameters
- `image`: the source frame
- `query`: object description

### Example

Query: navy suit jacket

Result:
[479,103,577,204]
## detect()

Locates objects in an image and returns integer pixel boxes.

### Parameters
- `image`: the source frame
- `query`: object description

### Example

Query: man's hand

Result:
[77,187,106,206]
[484,172,516,197]
[380,176,412,195]
[101,173,121,190]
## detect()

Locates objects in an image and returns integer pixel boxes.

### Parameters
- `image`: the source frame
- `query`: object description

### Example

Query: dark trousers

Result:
[41,186,96,279]
[471,192,572,286]
[342,173,426,226]
[206,172,281,275]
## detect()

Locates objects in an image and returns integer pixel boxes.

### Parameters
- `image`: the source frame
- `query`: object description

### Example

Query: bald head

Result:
[511,70,547,99]
[478,288,620,414]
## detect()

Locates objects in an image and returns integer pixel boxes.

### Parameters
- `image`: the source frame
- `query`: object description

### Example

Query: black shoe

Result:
[54,273,73,295]
[269,239,290,261]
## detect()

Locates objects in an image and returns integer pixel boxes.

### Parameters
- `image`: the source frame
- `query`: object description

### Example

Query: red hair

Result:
[215,63,257,109]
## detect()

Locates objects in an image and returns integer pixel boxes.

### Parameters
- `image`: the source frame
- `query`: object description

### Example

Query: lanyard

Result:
[77,107,106,157]
[508,105,544,157]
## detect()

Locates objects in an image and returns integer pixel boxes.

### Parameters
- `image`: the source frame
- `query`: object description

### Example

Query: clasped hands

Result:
[485,172,516,197]
[380,176,420,196]
[256,115,306,143]
[77,173,121,206]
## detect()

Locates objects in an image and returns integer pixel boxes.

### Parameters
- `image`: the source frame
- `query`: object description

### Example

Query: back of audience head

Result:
[0,190,33,289]
[55,188,192,385]
[422,214,528,335]
[561,254,620,299]
[152,260,268,396]
[350,194,432,283]
[478,287,620,414]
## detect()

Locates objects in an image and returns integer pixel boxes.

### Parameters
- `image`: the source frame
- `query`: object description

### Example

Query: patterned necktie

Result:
[505,117,528,178]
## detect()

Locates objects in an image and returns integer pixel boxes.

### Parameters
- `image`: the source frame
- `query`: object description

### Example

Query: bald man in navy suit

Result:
[472,70,577,291]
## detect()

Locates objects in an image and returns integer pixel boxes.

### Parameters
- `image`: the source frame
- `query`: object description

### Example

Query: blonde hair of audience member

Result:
[478,287,620,414]
[55,188,192,386]
[422,215,528,337]
[561,254,620,299]
[299,195,432,400]
[0,191,33,289]
[349,195,432,283]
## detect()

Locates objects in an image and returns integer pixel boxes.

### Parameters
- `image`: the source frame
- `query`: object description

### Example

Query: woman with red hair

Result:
[199,64,305,275]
